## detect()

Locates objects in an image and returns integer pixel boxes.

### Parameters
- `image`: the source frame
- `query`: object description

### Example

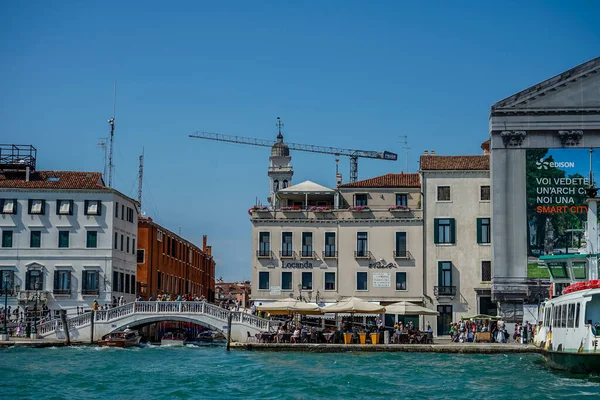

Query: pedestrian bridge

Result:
[36,301,272,343]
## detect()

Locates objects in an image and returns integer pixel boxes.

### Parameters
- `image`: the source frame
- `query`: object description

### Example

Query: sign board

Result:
[372,272,391,288]
[270,286,281,296]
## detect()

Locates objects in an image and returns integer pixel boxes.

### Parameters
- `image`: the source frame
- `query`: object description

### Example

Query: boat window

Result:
[562,305,567,328]
[567,304,575,328]
[575,303,580,328]
[548,262,568,279]
[571,262,586,280]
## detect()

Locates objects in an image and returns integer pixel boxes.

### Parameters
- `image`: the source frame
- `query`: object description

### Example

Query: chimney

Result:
[424,150,429,155]
[207,245,212,256]
[203,235,207,252]
[26,166,30,182]
[431,150,435,156]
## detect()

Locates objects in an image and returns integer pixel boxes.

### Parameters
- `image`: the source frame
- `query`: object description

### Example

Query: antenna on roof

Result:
[98,137,108,181]
[399,135,410,173]
[138,148,144,209]
[107,80,117,188]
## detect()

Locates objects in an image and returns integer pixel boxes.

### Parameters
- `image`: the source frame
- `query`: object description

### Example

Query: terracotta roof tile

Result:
[420,155,489,171]
[0,170,106,190]
[339,173,420,188]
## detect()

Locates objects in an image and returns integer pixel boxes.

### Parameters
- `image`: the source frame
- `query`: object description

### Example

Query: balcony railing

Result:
[300,250,317,259]
[256,250,273,259]
[322,250,338,259]
[354,250,372,259]
[434,286,456,297]
[279,250,296,259]
[53,289,71,295]
[394,250,412,259]
[82,289,100,296]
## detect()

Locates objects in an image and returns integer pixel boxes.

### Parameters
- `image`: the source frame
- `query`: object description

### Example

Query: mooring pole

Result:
[90,310,95,344]
[226,311,233,351]
[60,310,70,346]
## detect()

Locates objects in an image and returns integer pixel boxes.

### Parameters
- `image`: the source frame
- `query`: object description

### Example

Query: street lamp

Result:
[31,281,41,339]
[1,280,18,341]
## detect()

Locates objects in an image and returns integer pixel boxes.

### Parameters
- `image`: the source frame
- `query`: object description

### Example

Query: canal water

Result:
[1,346,599,399]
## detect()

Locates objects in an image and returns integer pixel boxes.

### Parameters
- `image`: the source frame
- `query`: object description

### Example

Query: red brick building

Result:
[136,217,215,301]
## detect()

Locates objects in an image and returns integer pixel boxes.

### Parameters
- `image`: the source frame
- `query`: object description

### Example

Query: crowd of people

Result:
[0,304,53,337]
[448,319,535,344]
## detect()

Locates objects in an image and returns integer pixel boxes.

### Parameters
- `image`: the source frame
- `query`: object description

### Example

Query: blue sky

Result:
[1,1,599,281]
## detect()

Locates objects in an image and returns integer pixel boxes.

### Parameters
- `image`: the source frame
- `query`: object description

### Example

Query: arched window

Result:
[283,180,288,189]
[273,180,279,192]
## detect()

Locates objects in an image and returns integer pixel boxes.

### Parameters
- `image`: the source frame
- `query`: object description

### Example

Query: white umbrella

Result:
[321,297,385,314]
[384,301,439,316]
[257,298,322,315]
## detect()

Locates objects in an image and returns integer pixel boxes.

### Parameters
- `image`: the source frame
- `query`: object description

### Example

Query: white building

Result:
[0,149,138,317]
[420,144,492,336]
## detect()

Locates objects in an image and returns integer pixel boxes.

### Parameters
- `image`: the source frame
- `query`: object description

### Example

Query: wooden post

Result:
[60,310,70,346]
[90,310,95,344]
[226,311,233,351]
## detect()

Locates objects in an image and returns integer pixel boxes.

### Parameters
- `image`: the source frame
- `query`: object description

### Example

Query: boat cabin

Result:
[539,254,598,297]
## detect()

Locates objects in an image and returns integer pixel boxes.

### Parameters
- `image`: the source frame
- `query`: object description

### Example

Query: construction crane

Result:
[189,118,397,182]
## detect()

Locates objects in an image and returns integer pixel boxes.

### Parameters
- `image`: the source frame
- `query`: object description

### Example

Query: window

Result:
[114,232,118,249]
[1,270,15,291]
[30,230,41,248]
[437,186,450,201]
[438,262,452,286]
[120,234,124,251]
[281,232,293,257]
[568,303,575,328]
[28,199,45,215]
[82,270,99,295]
[434,218,455,244]
[56,200,73,215]
[356,272,368,291]
[0,199,17,214]
[26,269,43,290]
[126,236,130,253]
[86,231,98,248]
[137,249,145,264]
[572,262,586,280]
[477,218,491,244]
[283,180,288,189]
[157,271,161,289]
[301,272,312,290]
[130,274,136,295]
[121,204,125,220]
[127,207,134,223]
[115,202,119,218]
[259,232,270,257]
[575,303,580,328]
[58,231,69,248]
[157,231,163,242]
[84,200,101,216]
[324,232,336,257]
[301,232,313,257]
[355,194,368,206]
[324,272,336,291]
[132,238,136,254]
[395,232,407,257]
[281,271,292,290]
[481,261,492,282]
[54,270,71,294]
[395,194,408,207]
[480,186,490,201]
[258,271,269,290]
[2,230,12,248]
[273,179,279,192]
[396,272,407,291]
[120,272,124,293]
[356,232,368,257]
[125,274,130,294]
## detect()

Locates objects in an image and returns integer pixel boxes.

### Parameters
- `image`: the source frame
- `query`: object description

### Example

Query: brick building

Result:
[136,217,215,301]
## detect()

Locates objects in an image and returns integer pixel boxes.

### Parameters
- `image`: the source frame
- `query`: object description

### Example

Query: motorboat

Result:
[98,329,141,348]
[161,331,187,346]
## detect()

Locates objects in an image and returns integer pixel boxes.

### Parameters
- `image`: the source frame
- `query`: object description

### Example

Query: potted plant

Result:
[248,205,268,216]
[348,206,370,212]
[388,205,411,211]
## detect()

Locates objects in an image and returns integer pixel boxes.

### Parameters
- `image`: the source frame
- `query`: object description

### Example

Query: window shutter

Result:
[56,201,60,215]
[476,218,482,244]
[54,270,58,290]
[84,200,89,215]
[437,262,443,286]
[28,199,32,214]
[69,200,74,215]
[450,218,456,244]
[26,271,30,290]
[434,219,439,244]
[97,201,102,216]
[67,272,71,291]
[42,200,46,215]
[82,271,87,290]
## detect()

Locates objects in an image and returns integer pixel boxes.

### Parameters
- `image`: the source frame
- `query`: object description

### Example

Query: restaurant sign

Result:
[372,272,391,288]
[282,261,313,269]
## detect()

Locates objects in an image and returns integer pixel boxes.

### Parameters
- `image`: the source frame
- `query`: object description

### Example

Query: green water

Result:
[1,345,599,399]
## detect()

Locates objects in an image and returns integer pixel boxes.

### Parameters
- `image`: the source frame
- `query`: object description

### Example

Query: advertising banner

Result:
[525,148,595,258]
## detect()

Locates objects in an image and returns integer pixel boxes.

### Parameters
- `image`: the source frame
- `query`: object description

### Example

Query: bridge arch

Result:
[109,315,225,335]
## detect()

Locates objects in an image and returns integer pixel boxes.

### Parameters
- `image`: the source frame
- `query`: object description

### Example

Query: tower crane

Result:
[189,119,397,183]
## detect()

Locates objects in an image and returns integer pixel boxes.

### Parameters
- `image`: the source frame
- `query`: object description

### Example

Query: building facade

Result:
[420,147,492,335]
[136,217,216,301]
[251,172,424,308]
[0,148,138,317]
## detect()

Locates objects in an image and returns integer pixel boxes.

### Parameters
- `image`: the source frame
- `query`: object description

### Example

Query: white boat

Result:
[533,185,600,373]
[98,329,142,348]
[161,331,187,346]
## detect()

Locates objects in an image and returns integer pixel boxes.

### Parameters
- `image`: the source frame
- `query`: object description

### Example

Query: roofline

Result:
[337,185,421,189]
[419,169,490,172]
[491,56,600,110]
[138,218,211,257]
[0,186,140,207]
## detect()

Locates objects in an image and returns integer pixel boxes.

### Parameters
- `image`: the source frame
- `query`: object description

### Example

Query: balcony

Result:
[279,250,297,259]
[256,250,273,259]
[82,289,100,296]
[53,289,71,295]
[322,250,338,259]
[394,250,413,259]
[354,250,373,259]
[434,286,457,298]
[17,290,49,303]
[300,250,317,259]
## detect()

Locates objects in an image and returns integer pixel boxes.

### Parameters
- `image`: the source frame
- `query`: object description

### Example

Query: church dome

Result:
[271,132,290,157]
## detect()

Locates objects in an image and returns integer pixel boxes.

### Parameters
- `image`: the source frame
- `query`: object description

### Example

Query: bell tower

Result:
[268,117,293,208]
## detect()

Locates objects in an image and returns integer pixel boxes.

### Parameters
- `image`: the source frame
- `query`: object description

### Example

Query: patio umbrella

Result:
[257,298,323,315]
[321,297,385,314]
[383,301,439,316]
